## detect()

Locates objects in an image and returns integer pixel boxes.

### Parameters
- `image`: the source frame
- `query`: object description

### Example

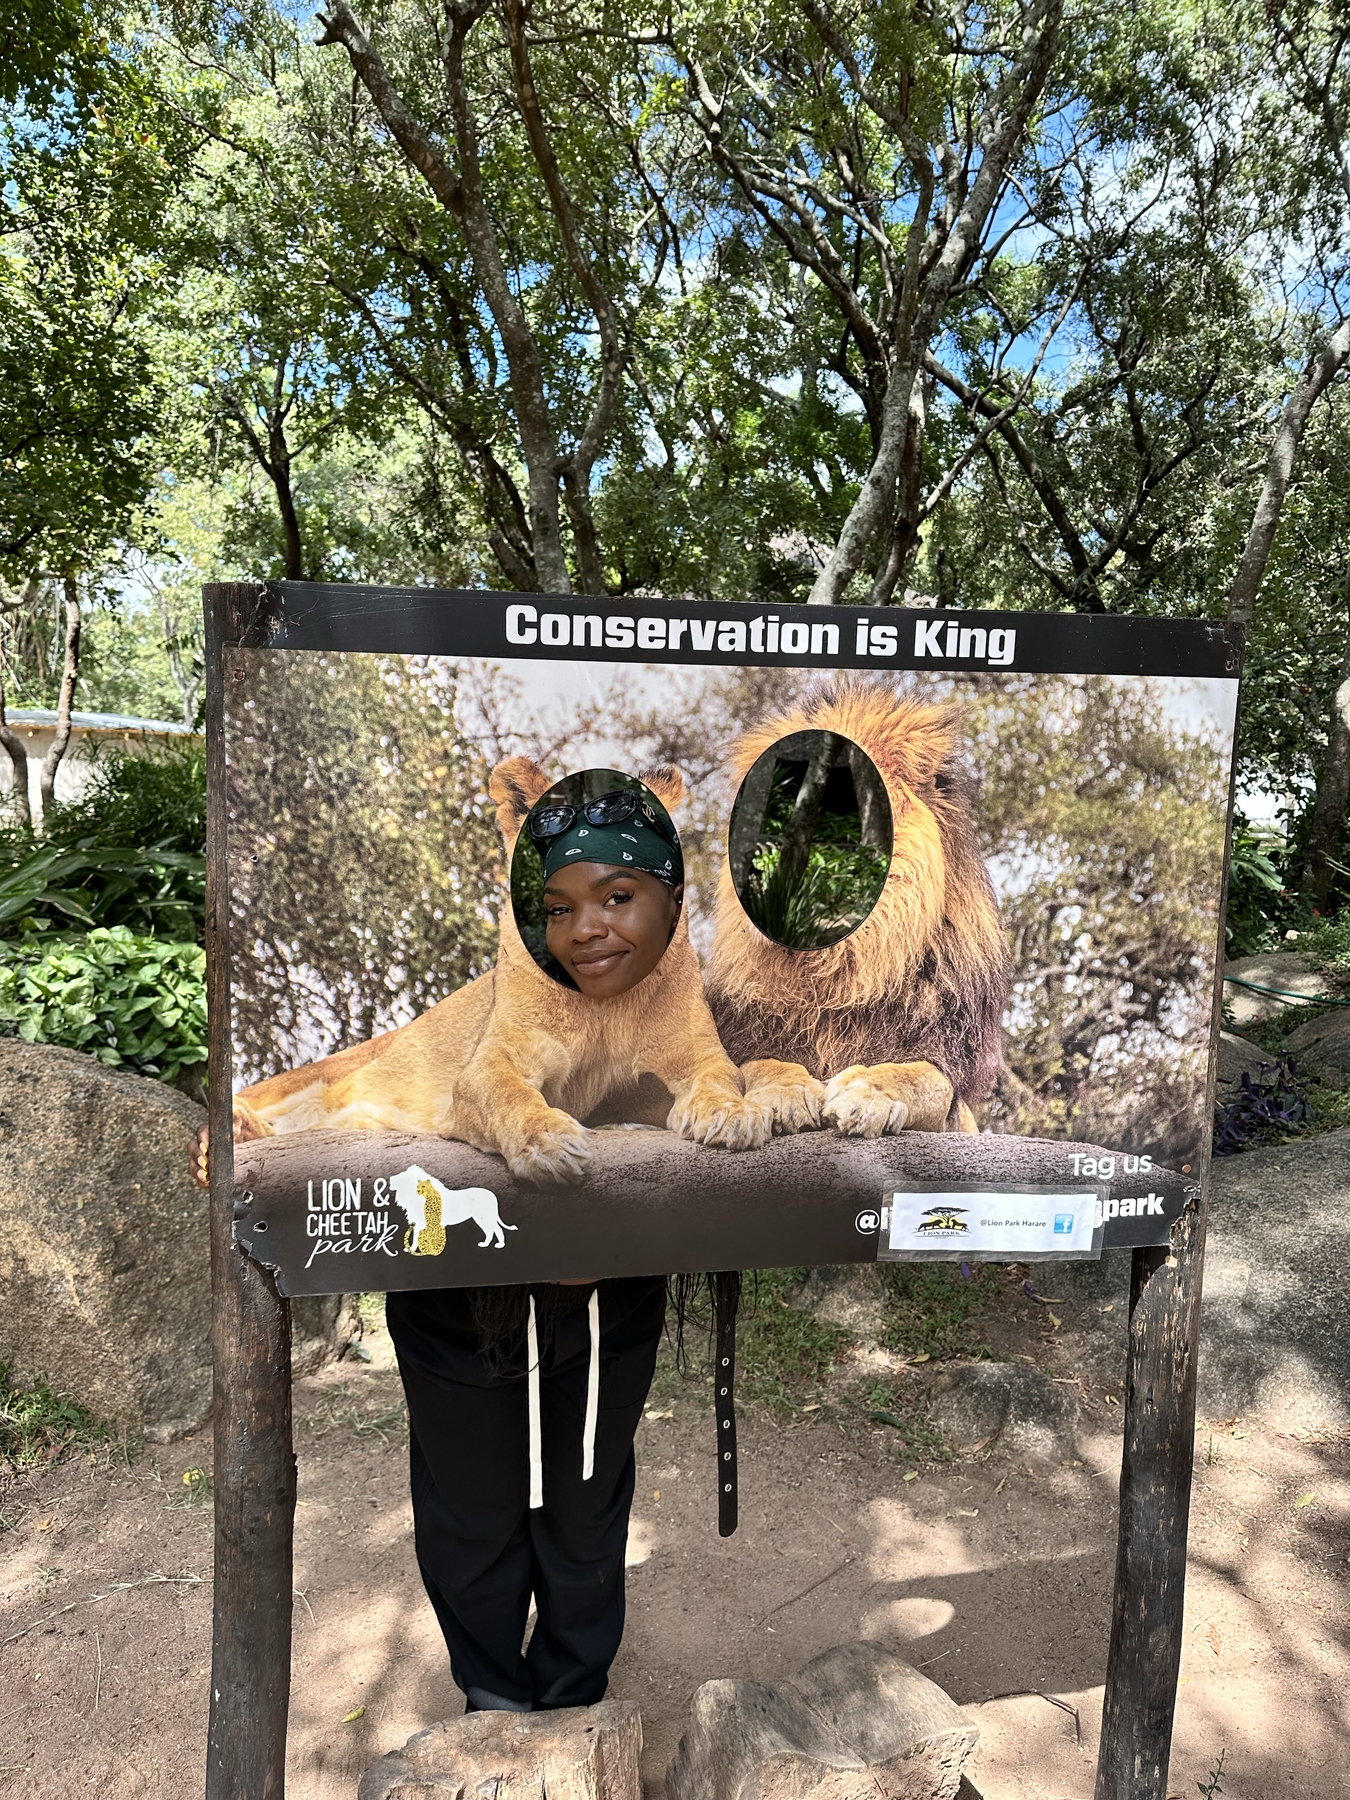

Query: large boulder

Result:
[790,1263,889,1337]
[1284,1007,1350,1080]
[1223,952,1336,1027]
[928,1362,1079,1461]
[1215,1030,1279,1087]
[359,1701,642,1800]
[0,1039,355,1438]
[666,1641,978,1800]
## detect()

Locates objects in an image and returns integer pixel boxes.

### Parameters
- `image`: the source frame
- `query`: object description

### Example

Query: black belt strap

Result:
[711,1271,741,1537]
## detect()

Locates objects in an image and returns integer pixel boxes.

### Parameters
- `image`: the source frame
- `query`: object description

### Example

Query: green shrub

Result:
[0,1361,107,1472]
[0,743,205,941]
[1296,916,1350,991]
[1224,831,1287,955]
[0,926,206,1082]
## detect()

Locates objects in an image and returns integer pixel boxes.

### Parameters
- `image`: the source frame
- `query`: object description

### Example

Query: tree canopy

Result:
[2,0,1349,924]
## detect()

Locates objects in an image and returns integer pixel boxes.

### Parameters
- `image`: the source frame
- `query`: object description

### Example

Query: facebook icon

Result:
[1053,1214,1075,1235]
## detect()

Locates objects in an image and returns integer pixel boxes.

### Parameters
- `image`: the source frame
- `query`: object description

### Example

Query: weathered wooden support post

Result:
[204,583,296,1800]
[1094,679,1238,1798]
[1093,1211,1209,1799]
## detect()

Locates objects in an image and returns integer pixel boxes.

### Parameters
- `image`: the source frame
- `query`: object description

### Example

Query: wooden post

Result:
[1093,1211,1209,1799]
[204,584,296,1800]
[1095,630,1239,1798]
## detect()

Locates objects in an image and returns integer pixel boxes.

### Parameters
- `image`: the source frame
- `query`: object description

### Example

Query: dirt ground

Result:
[3,1299,1349,1800]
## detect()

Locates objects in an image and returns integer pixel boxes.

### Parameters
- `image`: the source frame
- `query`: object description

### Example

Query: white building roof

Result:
[6,708,197,735]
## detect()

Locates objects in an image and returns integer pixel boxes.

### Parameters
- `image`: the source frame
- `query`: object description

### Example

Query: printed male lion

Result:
[387,1166,516,1252]
[229,760,780,1183]
[710,682,1011,1135]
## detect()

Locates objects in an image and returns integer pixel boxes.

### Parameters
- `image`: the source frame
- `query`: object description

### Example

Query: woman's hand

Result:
[192,1125,209,1189]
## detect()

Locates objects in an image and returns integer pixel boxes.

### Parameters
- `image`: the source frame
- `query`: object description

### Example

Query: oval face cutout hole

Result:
[510,768,684,994]
[728,731,891,949]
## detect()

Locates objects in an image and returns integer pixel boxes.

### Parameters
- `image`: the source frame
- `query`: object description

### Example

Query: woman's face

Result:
[543,862,683,999]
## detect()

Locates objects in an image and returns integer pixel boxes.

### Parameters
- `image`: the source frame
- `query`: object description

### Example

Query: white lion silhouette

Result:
[387,1164,517,1252]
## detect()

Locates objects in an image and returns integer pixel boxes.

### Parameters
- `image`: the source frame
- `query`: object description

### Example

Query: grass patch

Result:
[305,1379,408,1444]
[650,1269,853,1415]
[1311,1085,1350,1131]
[882,1263,998,1362]
[858,1378,952,1464]
[1236,1005,1334,1055]
[737,1270,853,1411]
[0,1362,108,1472]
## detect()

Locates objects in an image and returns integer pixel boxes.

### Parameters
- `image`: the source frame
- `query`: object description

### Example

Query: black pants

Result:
[386,1276,666,1712]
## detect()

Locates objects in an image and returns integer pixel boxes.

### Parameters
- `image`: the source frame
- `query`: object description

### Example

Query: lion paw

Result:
[823,1069,910,1138]
[669,1088,774,1152]
[757,1074,825,1134]
[739,1059,824,1135]
[823,1061,960,1136]
[232,1098,275,1141]
[500,1113,592,1184]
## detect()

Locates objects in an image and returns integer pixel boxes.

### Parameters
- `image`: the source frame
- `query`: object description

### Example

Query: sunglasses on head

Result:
[526,788,672,844]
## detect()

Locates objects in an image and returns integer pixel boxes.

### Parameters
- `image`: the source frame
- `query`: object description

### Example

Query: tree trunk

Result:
[160,593,202,728]
[809,363,919,606]
[729,751,779,895]
[1226,317,1350,628]
[0,666,31,830]
[868,373,928,606]
[847,744,889,849]
[802,0,1064,605]
[270,430,305,580]
[38,577,80,818]
[1299,575,1350,911]
[778,732,840,890]
[317,1,574,594]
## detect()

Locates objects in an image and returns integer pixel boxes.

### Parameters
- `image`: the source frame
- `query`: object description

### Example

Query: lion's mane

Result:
[707,680,1011,1108]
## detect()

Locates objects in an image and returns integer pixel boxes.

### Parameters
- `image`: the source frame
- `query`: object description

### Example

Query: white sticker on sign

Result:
[888,1192,1098,1255]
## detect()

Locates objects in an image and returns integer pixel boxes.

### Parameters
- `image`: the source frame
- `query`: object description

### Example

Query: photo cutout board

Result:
[212,583,1242,1295]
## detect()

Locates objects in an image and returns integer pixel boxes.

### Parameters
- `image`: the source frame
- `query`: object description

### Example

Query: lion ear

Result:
[639,764,686,812]
[489,756,554,840]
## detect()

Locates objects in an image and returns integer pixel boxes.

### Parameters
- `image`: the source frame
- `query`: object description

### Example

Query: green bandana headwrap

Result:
[539,803,683,887]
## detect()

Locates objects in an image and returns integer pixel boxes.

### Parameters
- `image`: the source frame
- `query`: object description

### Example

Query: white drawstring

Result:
[527,1295,543,1510]
[582,1287,600,1482]
[527,1288,601,1507]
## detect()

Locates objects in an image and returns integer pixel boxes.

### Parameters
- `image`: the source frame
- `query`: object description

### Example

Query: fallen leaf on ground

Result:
[1206,1624,1222,1657]
[907,1353,931,1365]
[954,1508,979,1518]
[342,1708,365,1724]
[1047,1311,1062,1329]
[643,1410,673,1421]
[902,1471,919,1482]
[1295,1492,1317,1509]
